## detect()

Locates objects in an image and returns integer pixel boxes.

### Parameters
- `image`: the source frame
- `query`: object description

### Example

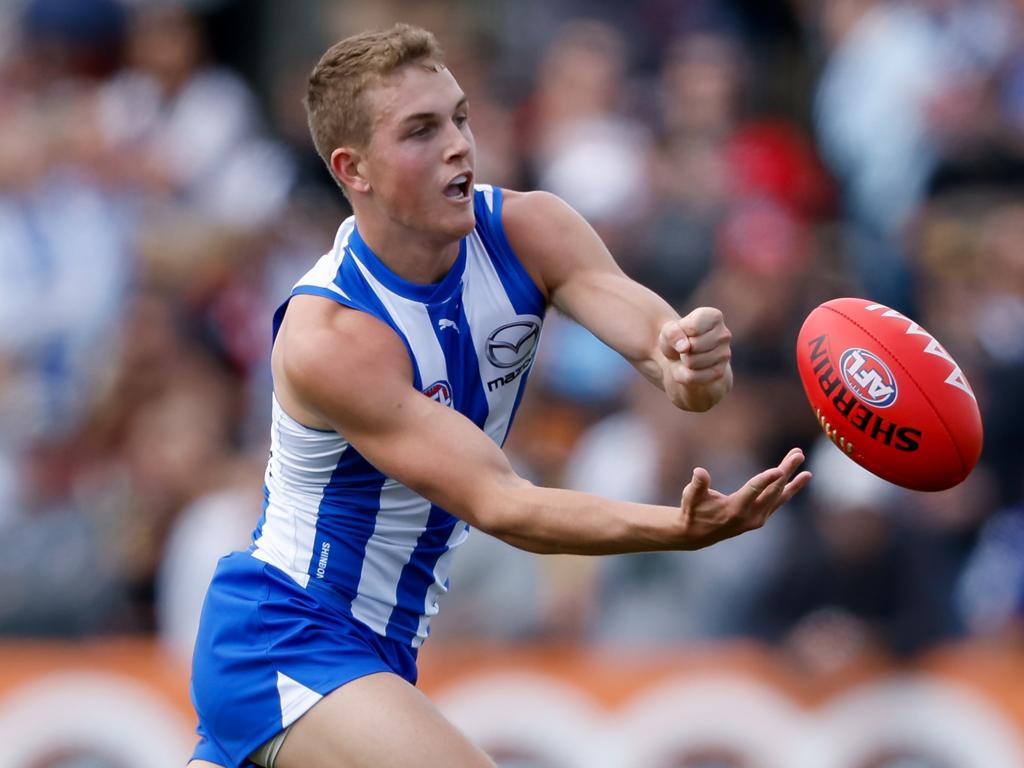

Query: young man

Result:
[188,24,811,768]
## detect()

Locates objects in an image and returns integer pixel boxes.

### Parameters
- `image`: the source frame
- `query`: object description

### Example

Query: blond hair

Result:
[305,23,445,165]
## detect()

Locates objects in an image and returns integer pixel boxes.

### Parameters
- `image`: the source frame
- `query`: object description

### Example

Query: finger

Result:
[671,362,730,385]
[757,452,808,508]
[776,470,813,506]
[682,467,711,510]
[738,467,784,503]
[679,346,731,371]
[743,448,804,497]
[659,322,688,358]
[761,465,795,504]
[776,448,806,478]
[678,307,723,338]
[753,472,812,531]
[682,331,730,356]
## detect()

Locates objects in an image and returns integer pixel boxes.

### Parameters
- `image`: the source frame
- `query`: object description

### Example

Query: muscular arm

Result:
[274,295,806,556]
[502,190,732,412]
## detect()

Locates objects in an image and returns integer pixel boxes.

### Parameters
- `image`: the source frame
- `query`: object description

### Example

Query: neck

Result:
[352,208,461,285]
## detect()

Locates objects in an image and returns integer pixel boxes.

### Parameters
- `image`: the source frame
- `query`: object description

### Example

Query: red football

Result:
[796,298,983,492]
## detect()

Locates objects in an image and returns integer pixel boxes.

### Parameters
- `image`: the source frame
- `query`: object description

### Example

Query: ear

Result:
[330,147,370,194]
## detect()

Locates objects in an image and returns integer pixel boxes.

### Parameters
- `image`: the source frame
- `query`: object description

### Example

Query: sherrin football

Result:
[796,298,983,492]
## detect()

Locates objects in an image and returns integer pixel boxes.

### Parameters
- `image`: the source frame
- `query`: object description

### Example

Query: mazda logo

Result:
[486,321,540,368]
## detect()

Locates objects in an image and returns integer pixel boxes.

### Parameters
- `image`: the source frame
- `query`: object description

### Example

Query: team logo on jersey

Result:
[422,380,453,407]
[486,320,540,369]
[437,318,459,333]
[840,348,898,408]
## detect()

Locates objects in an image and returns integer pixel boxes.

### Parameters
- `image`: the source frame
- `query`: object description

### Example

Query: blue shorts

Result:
[190,551,419,767]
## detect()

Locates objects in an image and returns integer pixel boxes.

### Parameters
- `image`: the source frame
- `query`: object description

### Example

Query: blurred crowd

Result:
[1,0,1023,679]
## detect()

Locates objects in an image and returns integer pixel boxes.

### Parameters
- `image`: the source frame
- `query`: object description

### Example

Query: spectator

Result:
[97,3,295,228]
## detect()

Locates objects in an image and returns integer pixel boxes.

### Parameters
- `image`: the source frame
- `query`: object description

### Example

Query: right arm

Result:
[273,295,809,556]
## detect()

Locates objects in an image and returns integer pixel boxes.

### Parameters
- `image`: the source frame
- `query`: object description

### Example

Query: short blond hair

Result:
[305,24,444,164]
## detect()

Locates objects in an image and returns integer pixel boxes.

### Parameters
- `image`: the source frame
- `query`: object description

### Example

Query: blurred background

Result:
[1,0,1023,765]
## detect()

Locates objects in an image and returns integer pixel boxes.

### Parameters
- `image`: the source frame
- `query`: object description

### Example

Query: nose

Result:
[444,121,472,163]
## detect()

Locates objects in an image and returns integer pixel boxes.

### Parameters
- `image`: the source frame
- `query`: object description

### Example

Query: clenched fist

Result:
[658,306,733,412]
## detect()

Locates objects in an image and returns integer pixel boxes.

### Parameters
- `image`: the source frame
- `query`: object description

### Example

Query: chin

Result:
[440,209,476,239]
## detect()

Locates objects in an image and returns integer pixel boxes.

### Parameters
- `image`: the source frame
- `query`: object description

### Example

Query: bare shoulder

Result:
[273,294,413,429]
[501,189,580,254]
[500,188,620,299]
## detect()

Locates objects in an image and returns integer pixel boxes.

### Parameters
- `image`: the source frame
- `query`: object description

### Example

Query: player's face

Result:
[360,64,476,240]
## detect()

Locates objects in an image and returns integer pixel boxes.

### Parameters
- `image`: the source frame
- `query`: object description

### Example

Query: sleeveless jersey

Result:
[250,185,546,647]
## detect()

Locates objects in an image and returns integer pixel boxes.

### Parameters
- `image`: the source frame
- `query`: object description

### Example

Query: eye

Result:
[454,113,469,128]
[409,124,434,139]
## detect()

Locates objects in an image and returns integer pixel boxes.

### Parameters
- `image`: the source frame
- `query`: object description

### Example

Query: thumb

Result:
[659,321,689,360]
[682,467,711,510]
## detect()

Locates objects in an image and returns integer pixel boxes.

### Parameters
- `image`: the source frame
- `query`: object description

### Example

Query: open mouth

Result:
[443,172,472,201]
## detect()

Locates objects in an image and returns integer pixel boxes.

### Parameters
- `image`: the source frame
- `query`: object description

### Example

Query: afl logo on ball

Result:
[423,380,453,408]
[486,320,540,369]
[840,348,898,408]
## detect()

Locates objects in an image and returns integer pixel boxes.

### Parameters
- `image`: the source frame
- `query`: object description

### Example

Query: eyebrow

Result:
[399,95,468,126]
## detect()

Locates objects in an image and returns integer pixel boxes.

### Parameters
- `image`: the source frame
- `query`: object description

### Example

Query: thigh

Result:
[275,672,495,768]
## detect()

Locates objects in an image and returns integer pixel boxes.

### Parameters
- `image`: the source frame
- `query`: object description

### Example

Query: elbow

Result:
[465,504,526,546]
[458,477,547,552]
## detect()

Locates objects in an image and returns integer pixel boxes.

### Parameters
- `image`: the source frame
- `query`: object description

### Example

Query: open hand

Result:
[675,448,812,550]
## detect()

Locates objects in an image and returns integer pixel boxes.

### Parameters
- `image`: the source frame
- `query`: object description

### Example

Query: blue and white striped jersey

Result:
[250,185,546,647]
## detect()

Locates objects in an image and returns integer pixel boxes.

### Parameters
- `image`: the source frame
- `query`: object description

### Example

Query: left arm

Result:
[502,189,732,412]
